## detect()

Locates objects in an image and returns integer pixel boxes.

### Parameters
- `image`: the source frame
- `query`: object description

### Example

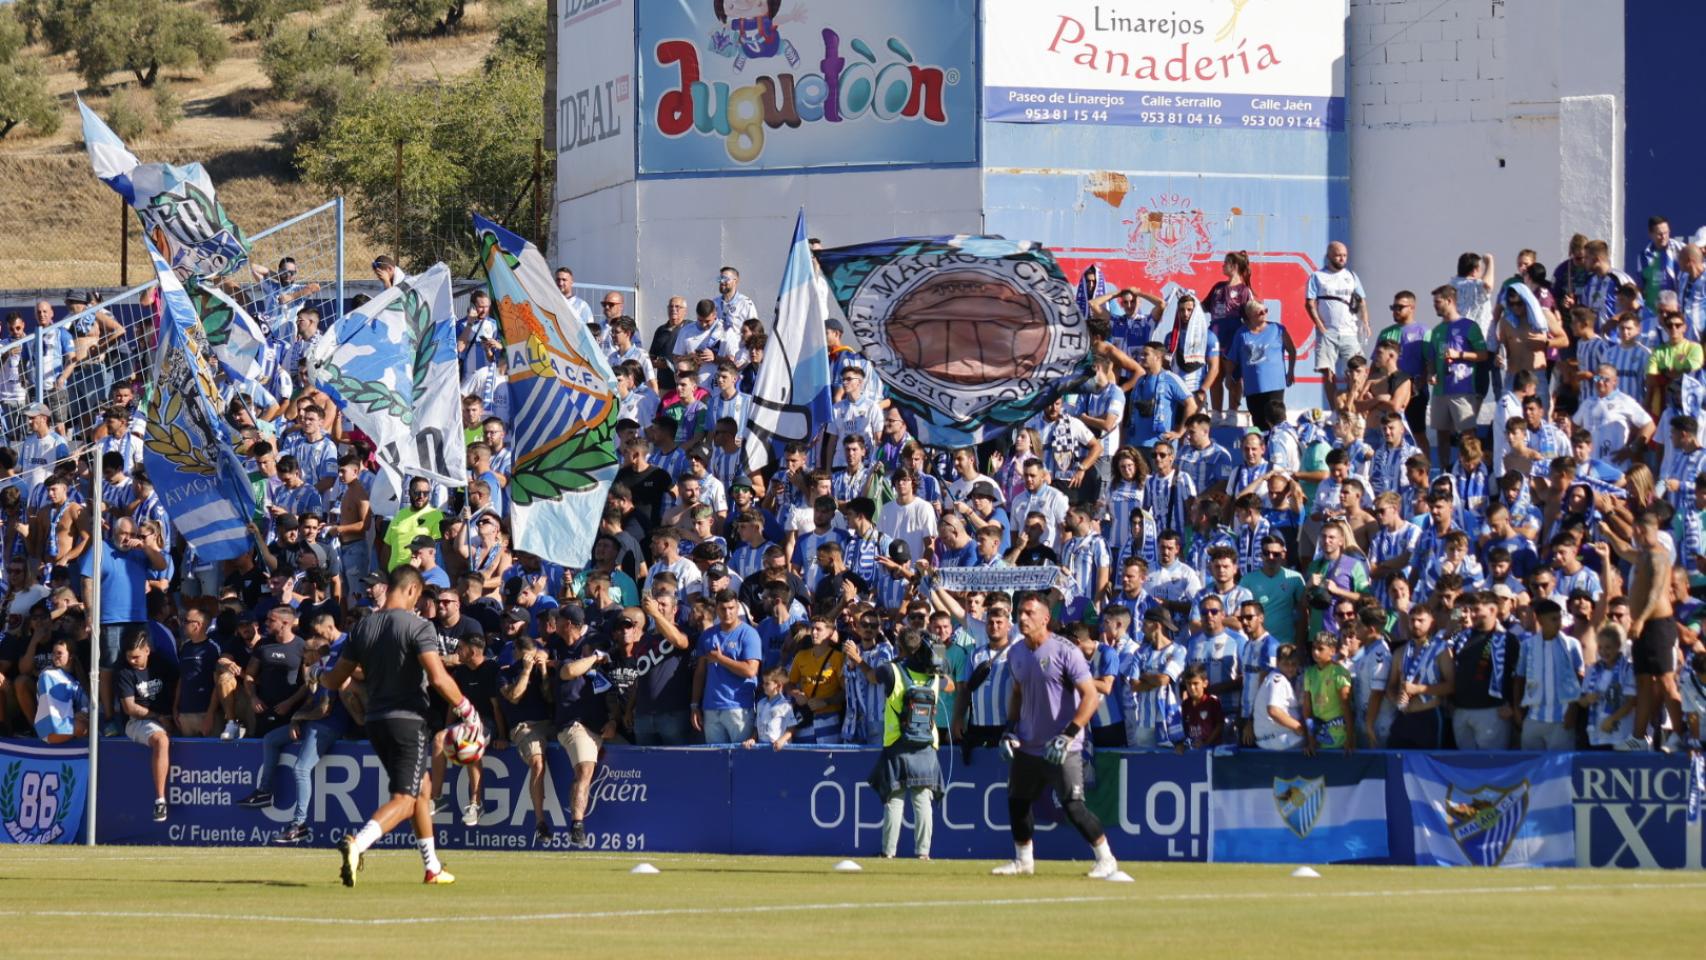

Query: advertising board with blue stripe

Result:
[95,740,729,853]
[1208,751,1388,863]
[729,747,1209,861]
[636,0,978,174]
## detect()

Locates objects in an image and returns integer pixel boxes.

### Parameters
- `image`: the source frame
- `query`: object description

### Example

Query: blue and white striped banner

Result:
[1209,751,1388,864]
[140,239,258,562]
[1404,753,1574,868]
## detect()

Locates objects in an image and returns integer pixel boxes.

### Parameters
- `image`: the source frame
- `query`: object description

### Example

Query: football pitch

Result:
[3,847,1704,958]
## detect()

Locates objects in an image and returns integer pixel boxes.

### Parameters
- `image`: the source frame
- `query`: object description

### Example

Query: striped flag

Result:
[745,210,833,474]
[187,280,274,405]
[78,97,250,282]
[1403,753,1574,867]
[1209,752,1389,863]
[475,215,618,568]
[139,239,258,562]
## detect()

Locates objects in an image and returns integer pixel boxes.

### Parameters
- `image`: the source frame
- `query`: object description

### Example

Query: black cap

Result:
[560,603,586,626]
[275,514,299,530]
[1143,607,1176,633]
[887,539,910,564]
[408,535,436,552]
[504,606,531,624]
[358,571,386,588]
[707,562,730,580]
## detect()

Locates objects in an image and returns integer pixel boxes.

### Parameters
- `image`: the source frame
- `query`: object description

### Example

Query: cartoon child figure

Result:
[710,0,800,70]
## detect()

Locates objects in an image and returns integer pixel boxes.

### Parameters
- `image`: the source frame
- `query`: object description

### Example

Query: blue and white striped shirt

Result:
[1234,515,1272,574]
[705,391,753,436]
[1517,632,1584,725]
[1583,655,1636,747]
[1400,633,1451,710]
[1605,340,1652,403]
[1177,441,1234,497]
[1229,461,1269,499]
[1238,632,1279,719]
[1063,532,1111,607]
[285,434,339,487]
[274,482,323,519]
[962,643,1014,728]
[729,540,770,580]
[1127,640,1187,735]
[1370,441,1419,498]
[841,641,895,745]
[1368,520,1421,607]
[1105,480,1143,558]
[1088,642,1126,728]
[1451,461,1492,515]
[1187,630,1244,715]
[1661,446,1706,517]
[1185,526,1236,580]
[1144,471,1196,534]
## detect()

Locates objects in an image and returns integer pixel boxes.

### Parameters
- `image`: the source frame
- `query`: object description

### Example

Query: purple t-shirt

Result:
[1008,635,1093,755]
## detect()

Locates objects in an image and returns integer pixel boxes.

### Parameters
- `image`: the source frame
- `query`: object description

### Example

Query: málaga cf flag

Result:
[475,215,617,568]
[743,210,832,475]
[1209,752,1389,864]
[78,97,250,282]
[814,236,1089,447]
[140,239,258,562]
[1403,753,1574,867]
[307,263,466,488]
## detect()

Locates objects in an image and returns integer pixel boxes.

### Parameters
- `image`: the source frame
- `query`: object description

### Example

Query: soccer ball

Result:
[450,721,488,766]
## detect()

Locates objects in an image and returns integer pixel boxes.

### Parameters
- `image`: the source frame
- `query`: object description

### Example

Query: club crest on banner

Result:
[1123,193,1213,282]
[1445,779,1530,867]
[0,762,77,844]
[1272,776,1326,839]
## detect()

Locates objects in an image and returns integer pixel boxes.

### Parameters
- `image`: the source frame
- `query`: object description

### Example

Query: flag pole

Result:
[86,444,103,846]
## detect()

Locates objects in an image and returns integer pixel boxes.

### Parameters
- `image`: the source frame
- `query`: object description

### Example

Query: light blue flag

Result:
[187,280,272,397]
[1209,751,1389,864]
[140,239,259,563]
[744,210,834,474]
[307,263,466,488]
[78,97,250,282]
[1403,753,1574,867]
[476,214,618,568]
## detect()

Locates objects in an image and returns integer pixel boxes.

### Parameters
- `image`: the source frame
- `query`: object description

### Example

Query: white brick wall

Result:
[1350,0,1505,130]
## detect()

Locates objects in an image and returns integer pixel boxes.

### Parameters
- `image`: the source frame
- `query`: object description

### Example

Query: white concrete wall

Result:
[1347,0,1623,305]
[628,169,985,338]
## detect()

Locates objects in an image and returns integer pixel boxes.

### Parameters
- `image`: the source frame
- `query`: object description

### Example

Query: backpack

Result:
[894,663,937,746]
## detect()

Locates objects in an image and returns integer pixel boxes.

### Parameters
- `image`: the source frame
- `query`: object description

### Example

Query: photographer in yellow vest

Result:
[865,627,952,860]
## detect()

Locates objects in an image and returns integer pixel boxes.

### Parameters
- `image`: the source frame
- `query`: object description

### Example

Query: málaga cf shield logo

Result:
[1273,776,1326,839]
[1444,780,1530,867]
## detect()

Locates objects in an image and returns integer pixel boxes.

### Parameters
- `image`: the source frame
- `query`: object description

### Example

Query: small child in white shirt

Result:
[746,667,797,751]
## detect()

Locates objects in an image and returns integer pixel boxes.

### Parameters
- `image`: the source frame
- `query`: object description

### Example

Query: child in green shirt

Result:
[1302,633,1354,754]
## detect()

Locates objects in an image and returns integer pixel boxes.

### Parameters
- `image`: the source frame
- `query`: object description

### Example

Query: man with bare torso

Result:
[333,454,373,601]
[1619,512,1685,750]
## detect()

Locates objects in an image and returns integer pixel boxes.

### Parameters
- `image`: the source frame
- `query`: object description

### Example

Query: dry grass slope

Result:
[0,1,508,289]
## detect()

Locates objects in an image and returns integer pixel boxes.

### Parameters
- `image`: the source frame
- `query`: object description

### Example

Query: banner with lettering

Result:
[984,0,1347,131]
[932,565,1069,594]
[0,741,87,844]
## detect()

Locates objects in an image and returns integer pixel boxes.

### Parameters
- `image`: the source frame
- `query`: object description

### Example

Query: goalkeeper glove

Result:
[452,698,483,734]
[999,733,1020,762]
[1044,723,1081,765]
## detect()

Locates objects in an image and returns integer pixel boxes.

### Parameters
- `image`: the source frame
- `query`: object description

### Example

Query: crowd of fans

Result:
[1,227,1705,841]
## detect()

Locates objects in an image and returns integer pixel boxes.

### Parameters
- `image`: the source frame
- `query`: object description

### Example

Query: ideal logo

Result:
[1273,776,1325,839]
[559,77,630,154]
[0,761,76,844]
[1445,780,1529,867]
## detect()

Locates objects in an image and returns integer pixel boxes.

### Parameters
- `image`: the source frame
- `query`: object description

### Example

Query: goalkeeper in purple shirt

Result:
[991,593,1124,880]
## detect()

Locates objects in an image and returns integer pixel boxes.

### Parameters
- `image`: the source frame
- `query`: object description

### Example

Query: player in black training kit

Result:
[321,566,484,886]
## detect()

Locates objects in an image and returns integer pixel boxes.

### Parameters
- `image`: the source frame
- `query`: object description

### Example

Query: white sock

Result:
[1015,841,1034,864]
[1092,837,1115,865]
[350,820,383,855]
[417,836,441,874]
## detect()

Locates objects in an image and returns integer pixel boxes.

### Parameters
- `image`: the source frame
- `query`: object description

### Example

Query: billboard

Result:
[635,0,979,175]
[558,0,637,201]
[984,0,1347,131]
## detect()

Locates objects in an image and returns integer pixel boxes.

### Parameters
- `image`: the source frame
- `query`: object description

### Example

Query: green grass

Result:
[2,847,1705,958]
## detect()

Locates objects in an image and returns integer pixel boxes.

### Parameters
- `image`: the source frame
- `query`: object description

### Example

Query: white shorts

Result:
[126,718,167,745]
[1314,329,1363,376]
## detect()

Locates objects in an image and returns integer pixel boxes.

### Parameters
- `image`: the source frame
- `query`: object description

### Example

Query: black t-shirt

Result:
[296,597,342,634]
[626,632,695,714]
[114,663,170,716]
[500,658,552,725]
[464,598,504,635]
[1452,629,1516,711]
[1016,544,1060,567]
[450,659,502,725]
[252,638,306,707]
[552,636,612,731]
[344,608,440,720]
[615,465,674,529]
[224,565,267,608]
[436,615,483,653]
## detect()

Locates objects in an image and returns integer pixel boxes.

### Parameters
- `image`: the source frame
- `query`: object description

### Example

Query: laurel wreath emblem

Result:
[0,763,19,822]
[143,390,216,477]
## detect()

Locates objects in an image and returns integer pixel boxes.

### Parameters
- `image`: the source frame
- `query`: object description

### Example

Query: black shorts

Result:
[368,715,432,798]
[1008,750,1087,805]
[1634,617,1680,676]
[1387,708,1444,750]
[1405,388,1429,441]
